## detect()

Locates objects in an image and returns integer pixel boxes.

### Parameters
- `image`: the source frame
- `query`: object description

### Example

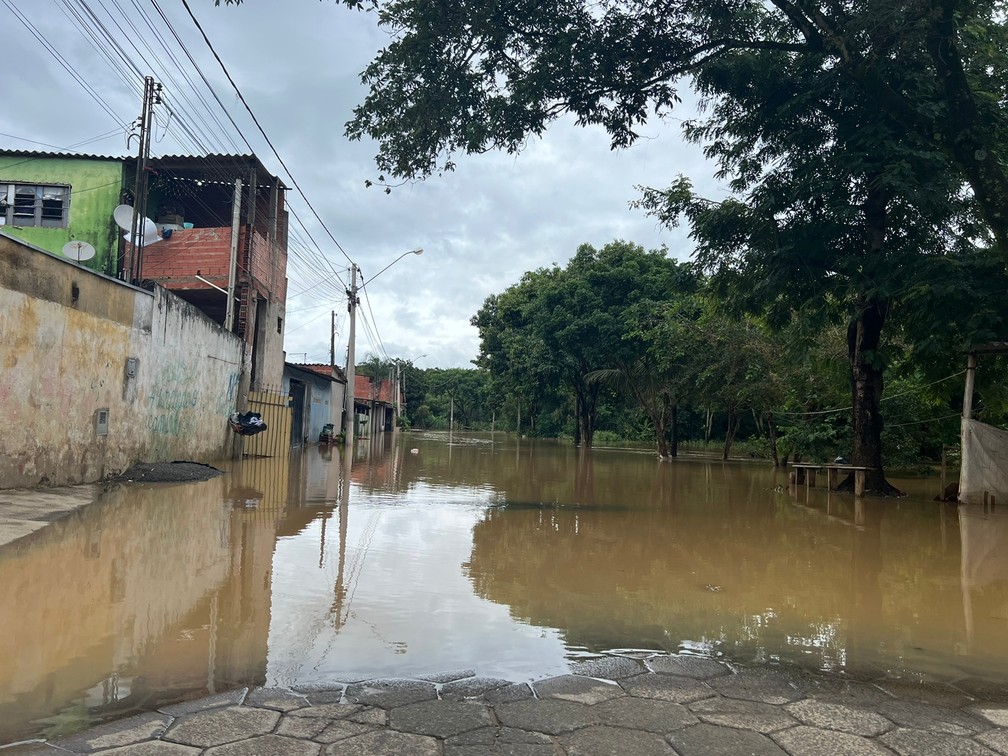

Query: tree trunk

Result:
[767,411,780,467]
[655,422,670,458]
[573,393,582,447]
[573,380,598,448]
[722,406,740,461]
[670,403,679,458]
[842,296,901,494]
[705,407,713,444]
[652,391,672,459]
[838,185,902,496]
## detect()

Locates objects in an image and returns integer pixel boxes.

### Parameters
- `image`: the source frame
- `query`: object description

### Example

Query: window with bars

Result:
[0,182,70,227]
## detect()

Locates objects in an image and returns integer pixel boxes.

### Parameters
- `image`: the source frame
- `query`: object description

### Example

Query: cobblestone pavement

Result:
[5,654,1008,755]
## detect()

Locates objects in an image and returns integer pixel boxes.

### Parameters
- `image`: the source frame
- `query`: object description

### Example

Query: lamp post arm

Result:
[358,247,423,293]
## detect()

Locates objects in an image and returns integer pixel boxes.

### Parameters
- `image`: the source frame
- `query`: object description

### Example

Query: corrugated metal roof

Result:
[0,150,285,187]
[0,148,126,161]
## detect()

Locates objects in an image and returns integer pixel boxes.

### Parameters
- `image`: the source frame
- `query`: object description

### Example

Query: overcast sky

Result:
[3,1,722,368]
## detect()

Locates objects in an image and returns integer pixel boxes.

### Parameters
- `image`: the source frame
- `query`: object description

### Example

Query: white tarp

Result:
[959,418,1008,505]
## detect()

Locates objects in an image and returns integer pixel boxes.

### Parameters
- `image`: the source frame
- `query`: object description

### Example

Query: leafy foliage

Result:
[472,240,695,447]
[218,0,1008,253]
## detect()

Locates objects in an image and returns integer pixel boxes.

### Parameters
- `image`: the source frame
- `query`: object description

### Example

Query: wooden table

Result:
[790,463,872,497]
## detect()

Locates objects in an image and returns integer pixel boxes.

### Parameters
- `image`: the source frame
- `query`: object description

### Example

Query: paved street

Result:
[4,654,1008,755]
[0,485,99,548]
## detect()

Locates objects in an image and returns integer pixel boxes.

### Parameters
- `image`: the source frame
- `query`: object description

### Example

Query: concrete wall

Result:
[0,155,123,277]
[0,233,246,488]
[137,226,286,389]
[254,294,286,388]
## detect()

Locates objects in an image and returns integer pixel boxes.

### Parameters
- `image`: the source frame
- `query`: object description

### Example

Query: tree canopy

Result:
[217,0,1008,255]
[472,240,696,448]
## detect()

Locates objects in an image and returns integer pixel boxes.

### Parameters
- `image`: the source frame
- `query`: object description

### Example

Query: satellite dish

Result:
[113,204,135,231]
[62,240,96,262]
[114,205,160,245]
[122,229,161,246]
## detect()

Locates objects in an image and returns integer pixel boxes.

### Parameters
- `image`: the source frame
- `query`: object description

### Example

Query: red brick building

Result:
[136,154,288,389]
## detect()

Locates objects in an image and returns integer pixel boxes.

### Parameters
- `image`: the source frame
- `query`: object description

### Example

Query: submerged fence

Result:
[243,386,292,458]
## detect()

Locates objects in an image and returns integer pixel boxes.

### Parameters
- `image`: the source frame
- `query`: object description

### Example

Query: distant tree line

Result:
[363,237,1008,493]
[262,0,1008,494]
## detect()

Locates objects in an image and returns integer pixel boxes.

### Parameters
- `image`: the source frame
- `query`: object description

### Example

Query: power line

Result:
[178,0,356,269]
[3,0,127,127]
[9,0,351,326]
[776,369,967,417]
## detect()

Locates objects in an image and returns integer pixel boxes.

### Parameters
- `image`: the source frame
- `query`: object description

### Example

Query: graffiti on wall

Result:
[215,372,240,415]
[147,362,199,437]
[147,364,241,438]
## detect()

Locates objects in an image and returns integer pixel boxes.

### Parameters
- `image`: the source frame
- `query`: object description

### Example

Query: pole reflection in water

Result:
[5,433,1008,743]
[959,501,1008,654]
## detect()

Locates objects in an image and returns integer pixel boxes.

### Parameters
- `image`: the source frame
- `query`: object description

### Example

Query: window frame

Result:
[0,182,71,228]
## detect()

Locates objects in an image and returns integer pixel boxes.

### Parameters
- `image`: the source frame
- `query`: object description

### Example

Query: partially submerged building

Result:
[0,150,289,390]
[0,150,293,486]
[284,363,348,447]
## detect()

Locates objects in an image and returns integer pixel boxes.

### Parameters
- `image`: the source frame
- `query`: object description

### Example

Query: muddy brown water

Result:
[1,431,1005,742]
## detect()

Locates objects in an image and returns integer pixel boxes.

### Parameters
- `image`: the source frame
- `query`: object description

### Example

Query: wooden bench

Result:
[790,463,873,497]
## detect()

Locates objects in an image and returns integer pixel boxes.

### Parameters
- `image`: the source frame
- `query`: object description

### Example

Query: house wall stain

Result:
[0,234,247,488]
[0,155,123,276]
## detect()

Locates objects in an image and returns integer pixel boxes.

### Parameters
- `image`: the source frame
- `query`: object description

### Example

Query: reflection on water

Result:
[2,432,1008,742]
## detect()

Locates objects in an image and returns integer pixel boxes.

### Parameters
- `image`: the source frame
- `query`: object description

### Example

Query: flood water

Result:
[2,431,1007,742]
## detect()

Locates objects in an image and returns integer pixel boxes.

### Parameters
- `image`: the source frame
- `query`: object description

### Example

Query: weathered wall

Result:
[0,234,246,488]
[256,295,286,387]
[142,284,245,462]
[0,155,123,277]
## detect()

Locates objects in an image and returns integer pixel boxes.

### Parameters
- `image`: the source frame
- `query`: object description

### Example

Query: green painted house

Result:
[0,150,126,276]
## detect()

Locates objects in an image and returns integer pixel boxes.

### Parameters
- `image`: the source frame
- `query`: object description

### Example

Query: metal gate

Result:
[243,387,292,458]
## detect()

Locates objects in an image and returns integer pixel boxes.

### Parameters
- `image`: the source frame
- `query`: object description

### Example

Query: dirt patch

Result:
[113,461,223,484]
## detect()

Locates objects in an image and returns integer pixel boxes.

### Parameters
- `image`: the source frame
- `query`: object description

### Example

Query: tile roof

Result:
[286,362,346,383]
[354,374,397,404]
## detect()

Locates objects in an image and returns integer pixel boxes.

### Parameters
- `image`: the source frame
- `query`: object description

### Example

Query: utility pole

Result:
[225,177,241,332]
[330,310,336,368]
[343,264,359,448]
[395,361,402,430]
[341,249,421,448]
[963,352,977,421]
[127,76,161,284]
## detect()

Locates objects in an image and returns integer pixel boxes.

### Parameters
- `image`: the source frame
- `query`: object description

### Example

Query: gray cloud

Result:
[4,2,723,368]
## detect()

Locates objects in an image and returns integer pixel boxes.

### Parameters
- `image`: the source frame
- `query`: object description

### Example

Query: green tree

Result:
[473,240,693,447]
[587,288,704,458]
[216,0,1008,256]
[631,32,1000,492]
[471,272,562,436]
[421,367,493,429]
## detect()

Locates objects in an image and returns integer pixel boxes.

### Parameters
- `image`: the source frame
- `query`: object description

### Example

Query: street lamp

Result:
[343,247,423,450]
